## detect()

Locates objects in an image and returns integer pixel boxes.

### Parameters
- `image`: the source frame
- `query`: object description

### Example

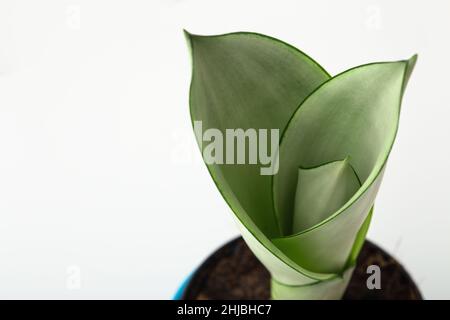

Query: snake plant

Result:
[185,30,416,300]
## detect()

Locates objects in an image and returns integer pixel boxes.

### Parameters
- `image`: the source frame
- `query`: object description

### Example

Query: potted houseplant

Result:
[177,30,420,300]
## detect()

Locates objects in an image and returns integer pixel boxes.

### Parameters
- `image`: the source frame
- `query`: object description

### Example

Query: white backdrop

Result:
[0,0,449,299]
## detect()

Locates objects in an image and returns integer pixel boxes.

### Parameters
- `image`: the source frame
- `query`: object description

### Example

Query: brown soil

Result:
[182,237,422,300]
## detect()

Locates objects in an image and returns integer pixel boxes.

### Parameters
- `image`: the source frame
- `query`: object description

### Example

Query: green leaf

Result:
[186,31,329,238]
[347,207,373,267]
[271,267,354,300]
[291,158,361,235]
[272,58,416,274]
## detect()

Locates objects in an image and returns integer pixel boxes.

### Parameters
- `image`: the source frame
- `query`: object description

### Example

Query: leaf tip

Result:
[401,53,418,94]
[183,29,195,58]
[408,53,418,63]
[183,29,193,43]
[406,54,418,72]
[183,29,191,38]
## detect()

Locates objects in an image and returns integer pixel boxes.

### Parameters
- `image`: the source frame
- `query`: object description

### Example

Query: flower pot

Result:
[175,237,422,300]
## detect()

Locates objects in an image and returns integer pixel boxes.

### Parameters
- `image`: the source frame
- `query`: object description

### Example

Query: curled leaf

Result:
[272,58,416,274]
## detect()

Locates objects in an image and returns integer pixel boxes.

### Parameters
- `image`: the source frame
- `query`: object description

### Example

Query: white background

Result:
[0,0,448,299]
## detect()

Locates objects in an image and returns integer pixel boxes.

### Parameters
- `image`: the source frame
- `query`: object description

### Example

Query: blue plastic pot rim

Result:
[173,272,193,300]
